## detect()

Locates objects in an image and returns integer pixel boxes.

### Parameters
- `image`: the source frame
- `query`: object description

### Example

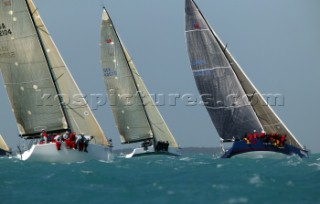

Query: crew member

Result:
[40,129,48,144]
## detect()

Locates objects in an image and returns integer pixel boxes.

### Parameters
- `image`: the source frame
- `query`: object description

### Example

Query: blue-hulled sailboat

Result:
[185,0,308,158]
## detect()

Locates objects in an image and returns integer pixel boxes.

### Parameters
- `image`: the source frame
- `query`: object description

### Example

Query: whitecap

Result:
[286,159,301,166]
[212,184,228,189]
[228,197,248,204]
[43,173,55,179]
[99,159,114,164]
[308,163,320,170]
[249,174,263,187]
[216,164,223,168]
[81,170,93,174]
[179,157,192,161]
[286,180,294,187]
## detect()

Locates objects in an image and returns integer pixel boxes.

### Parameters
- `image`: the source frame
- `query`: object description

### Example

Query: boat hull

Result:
[221,139,308,159]
[125,145,181,158]
[17,142,112,163]
[0,148,10,157]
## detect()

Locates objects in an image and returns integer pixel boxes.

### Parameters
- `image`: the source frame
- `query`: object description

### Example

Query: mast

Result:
[25,0,70,132]
[102,7,155,142]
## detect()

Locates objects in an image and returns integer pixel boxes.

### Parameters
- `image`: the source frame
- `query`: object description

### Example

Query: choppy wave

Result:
[0,153,319,204]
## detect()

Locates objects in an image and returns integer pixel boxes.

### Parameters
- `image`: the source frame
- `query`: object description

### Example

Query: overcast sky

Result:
[0,0,319,153]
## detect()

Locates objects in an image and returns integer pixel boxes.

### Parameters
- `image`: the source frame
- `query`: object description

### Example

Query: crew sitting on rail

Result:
[155,141,169,152]
[279,135,286,147]
[75,134,85,151]
[261,133,286,147]
[253,130,259,139]
[83,136,94,153]
[40,129,48,144]
[65,131,76,149]
[53,134,63,150]
[243,133,254,144]
[63,131,70,140]
[75,133,93,152]
[141,140,152,150]
[243,130,268,145]
[259,130,266,139]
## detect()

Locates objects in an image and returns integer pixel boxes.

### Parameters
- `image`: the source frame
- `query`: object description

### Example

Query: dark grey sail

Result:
[185,0,263,140]
[185,0,304,151]
[0,0,109,146]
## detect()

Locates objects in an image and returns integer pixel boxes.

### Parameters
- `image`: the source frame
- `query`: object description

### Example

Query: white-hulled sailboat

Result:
[185,0,308,158]
[100,7,180,158]
[0,0,112,162]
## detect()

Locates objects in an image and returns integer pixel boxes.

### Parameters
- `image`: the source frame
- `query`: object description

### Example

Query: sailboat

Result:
[0,134,11,156]
[100,7,180,158]
[0,0,112,162]
[185,0,308,158]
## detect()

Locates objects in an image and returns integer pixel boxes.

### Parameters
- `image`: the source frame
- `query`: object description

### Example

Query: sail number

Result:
[103,68,117,77]
[0,23,12,36]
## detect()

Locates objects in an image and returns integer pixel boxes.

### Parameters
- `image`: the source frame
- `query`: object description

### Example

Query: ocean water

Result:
[1,153,319,204]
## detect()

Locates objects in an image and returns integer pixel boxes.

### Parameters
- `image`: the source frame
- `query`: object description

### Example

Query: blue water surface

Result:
[1,153,319,204]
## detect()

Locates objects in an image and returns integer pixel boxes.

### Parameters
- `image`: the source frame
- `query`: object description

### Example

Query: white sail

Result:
[28,1,109,146]
[0,0,67,135]
[100,8,178,147]
[100,9,152,143]
[0,134,10,152]
[123,47,178,147]
[0,0,109,146]
[222,45,304,149]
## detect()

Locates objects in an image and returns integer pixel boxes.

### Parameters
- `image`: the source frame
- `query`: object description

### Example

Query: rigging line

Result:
[222,43,228,53]
[64,103,88,119]
[256,115,269,123]
[31,7,38,15]
[54,73,65,82]
[37,26,50,36]
[248,91,256,102]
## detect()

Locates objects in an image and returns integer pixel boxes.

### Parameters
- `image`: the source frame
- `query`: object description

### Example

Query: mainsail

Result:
[100,8,178,147]
[0,0,109,146]
[185,0,304,150]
